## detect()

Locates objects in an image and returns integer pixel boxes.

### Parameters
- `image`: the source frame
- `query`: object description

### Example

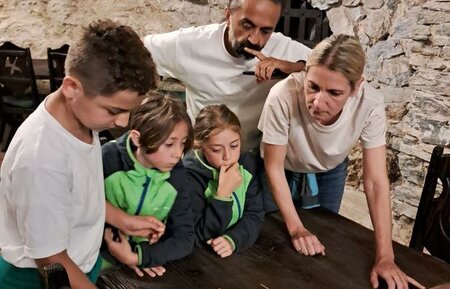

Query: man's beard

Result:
[233,40,262,60]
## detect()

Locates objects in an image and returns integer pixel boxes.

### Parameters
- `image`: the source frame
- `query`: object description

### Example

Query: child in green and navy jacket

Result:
[102,93,194,277]
[183,104,264,258]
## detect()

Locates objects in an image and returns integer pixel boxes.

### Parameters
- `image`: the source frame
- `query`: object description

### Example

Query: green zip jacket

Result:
[102,133,194,267]
[183,150,264,252]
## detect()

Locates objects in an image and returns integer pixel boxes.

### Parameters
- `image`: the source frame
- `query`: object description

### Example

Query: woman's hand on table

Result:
[370,257,424,289]
[290,228,325,256]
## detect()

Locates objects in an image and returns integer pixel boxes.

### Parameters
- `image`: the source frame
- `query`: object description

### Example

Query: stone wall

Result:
[0,0,228,58]
[1,0,449,244]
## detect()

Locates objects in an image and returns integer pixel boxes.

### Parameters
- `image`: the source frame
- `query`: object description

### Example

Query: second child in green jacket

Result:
[102,94,195,277]
[183,104,264,258]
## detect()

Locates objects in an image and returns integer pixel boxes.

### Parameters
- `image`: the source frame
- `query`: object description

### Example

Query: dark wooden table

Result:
[97,208,450,289]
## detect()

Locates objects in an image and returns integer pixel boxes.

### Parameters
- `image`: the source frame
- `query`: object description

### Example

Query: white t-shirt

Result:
[144,23,310,151]
[0,100,105,272]
[258,72,386,172]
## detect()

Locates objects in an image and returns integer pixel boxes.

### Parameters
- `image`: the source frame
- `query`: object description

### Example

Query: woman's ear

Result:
[129,130,141,147]
[351,75,365,96]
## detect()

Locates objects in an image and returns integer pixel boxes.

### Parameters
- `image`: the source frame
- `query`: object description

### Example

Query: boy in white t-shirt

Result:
[0,19,158,289]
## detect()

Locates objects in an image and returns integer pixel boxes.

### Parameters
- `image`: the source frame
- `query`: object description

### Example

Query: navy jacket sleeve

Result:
[224,154,264,252]
[187,170,233,246]
[137,163,195,267]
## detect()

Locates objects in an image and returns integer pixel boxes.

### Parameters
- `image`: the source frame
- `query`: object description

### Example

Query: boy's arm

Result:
[36,250,96,289]
[223,172,265,252]
[105,201,165,237]
[188,172,233,243]
[136,172,195,267]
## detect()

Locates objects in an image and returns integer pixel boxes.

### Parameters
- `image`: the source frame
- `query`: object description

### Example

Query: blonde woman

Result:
[258,34,424,289]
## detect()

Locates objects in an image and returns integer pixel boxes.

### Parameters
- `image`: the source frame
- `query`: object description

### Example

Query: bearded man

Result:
[143,0,310,151]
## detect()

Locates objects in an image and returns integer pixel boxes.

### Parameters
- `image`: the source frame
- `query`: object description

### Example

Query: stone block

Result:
[391,215,414,246]
[342,0,362,7]
[423,1,450,12]
[393,183,422,207]
[418,10,449,24]
[412,92,450,118]
[410,44,441,56]
[380,86,414,103]
[444,46,450,60]
[377,57,412,87]
[369,39,404,60]
[327,6,365,35]
[410,69,450,96]
[393,198,419,220]
[360,8,393,42]
[430,23,450,37]
[390,4,421,39]
[409,53,433,67]
[364,0,384,9]
[390,138,434,162]
[397,154,427,186]
[386,103,408,120]
[411,24,430,40]
[431,35,450,46]
[309,0,340,10]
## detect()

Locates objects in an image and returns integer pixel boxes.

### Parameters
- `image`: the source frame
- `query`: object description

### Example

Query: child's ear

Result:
[129,130,141,147]
[61,76,84,101]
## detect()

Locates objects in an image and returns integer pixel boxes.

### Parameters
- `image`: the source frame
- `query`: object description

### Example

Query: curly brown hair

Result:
[65,19,158,97]
[130,93,193,154]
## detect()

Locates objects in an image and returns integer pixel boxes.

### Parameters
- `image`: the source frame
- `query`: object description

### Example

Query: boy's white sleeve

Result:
[11,164,71,259]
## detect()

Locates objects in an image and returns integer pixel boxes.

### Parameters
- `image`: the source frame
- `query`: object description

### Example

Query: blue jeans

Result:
[260,158,348,213]
[315,159,348,213]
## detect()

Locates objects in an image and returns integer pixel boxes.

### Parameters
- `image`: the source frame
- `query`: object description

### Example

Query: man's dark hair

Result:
[65,19,158,96]
[228,0,284,9]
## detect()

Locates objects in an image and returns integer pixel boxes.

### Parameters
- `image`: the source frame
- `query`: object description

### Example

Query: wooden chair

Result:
[47,44,69,92]
[0,41,40,151]
[275,0,332,48]
[409,145,450,263]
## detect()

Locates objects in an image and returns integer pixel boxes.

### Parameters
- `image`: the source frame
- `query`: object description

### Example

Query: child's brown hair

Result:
[65,19,158,96]
[193,104,241,150]
[130,93,193,154]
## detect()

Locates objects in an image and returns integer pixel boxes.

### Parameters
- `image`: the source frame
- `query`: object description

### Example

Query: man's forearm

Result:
[36,250,97,289]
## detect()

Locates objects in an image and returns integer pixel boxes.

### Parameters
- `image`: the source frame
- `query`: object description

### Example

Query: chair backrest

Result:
[0,41,40,107]
[275,0,332,48]
[410,146,450,263]
[47,44,69,92]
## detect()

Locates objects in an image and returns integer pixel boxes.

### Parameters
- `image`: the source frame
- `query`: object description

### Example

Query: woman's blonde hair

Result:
[193,104,241,150]
[130,92,193,154]
[306,34,365,88]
